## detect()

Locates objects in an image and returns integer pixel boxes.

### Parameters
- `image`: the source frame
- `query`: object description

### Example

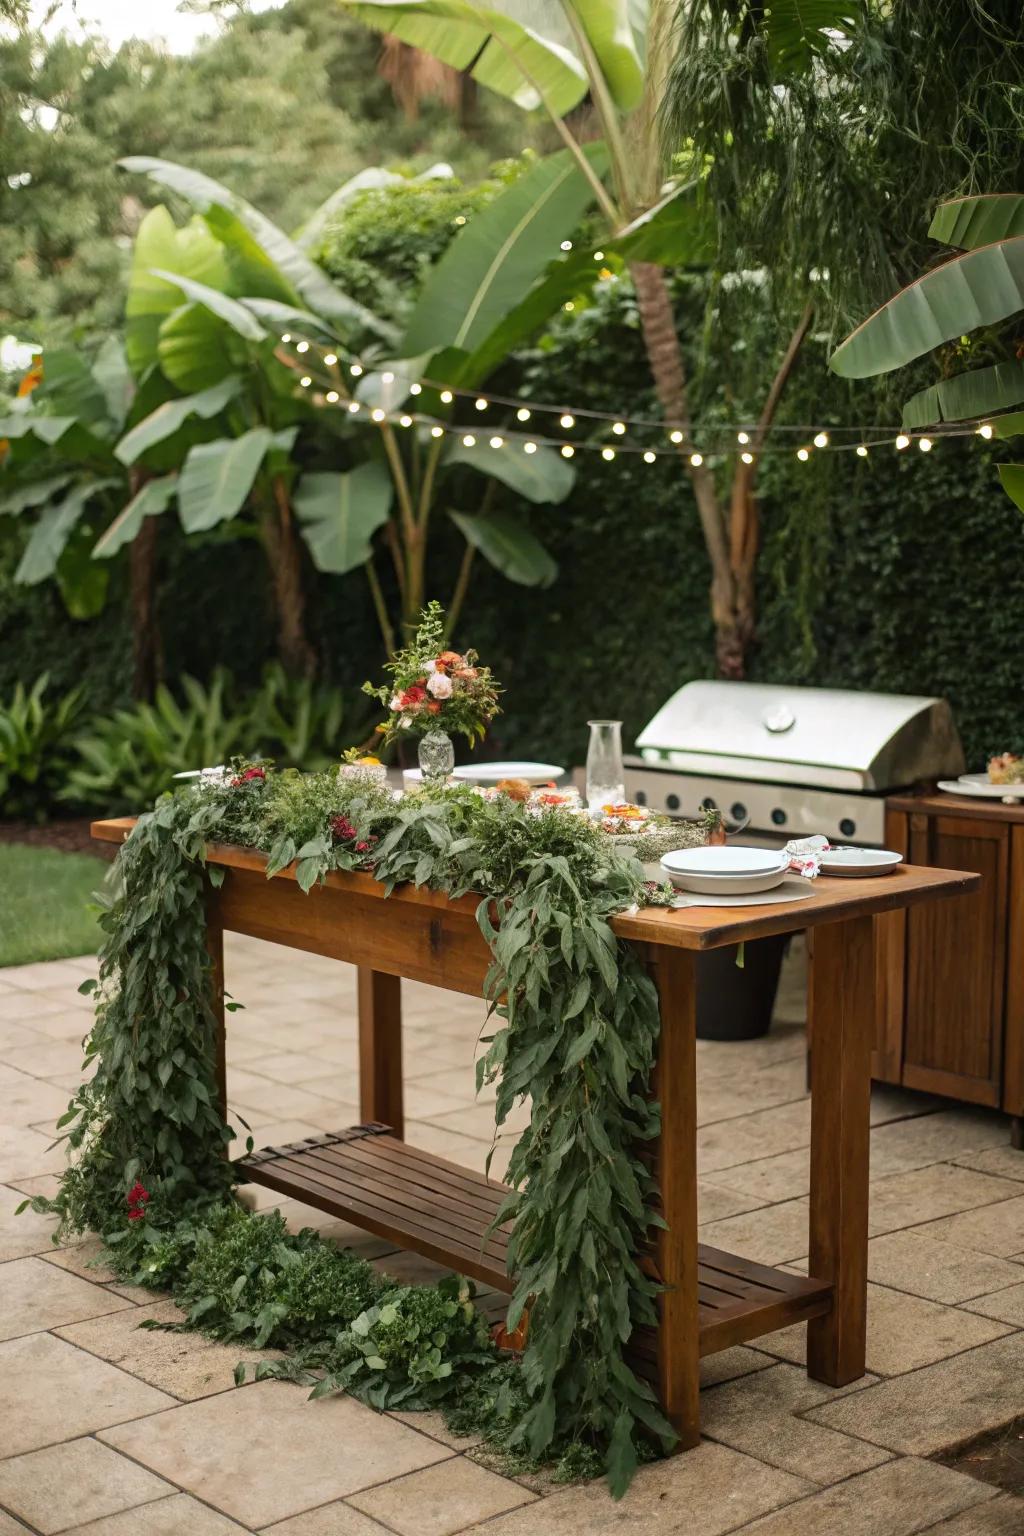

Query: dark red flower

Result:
[401,684,427,707]
[231,766,267,787]
[127,1208,145,1221]
[127,1181,150,1208]
[331,814,357,843]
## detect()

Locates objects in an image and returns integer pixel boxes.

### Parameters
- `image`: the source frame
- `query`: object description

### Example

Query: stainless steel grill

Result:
[624,681,965,846]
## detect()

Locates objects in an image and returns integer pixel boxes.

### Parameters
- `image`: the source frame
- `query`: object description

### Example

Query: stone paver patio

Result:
[2,936,1024,1534]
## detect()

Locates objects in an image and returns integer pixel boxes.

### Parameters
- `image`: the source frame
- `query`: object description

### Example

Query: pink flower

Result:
[427,672,453,700]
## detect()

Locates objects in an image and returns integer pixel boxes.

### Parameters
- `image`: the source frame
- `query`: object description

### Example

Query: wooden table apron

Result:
[91,819,978,1450]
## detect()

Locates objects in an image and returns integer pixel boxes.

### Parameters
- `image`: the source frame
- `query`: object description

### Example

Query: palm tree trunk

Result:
[128,474,162,700]
[264,478,316,678]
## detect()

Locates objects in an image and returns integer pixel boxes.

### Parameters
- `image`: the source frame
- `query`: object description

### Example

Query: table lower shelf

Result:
[241,1124,833,1357]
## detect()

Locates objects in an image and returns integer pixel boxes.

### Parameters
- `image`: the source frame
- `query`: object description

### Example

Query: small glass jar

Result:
[586,719,625,809]
[418,727,455,781]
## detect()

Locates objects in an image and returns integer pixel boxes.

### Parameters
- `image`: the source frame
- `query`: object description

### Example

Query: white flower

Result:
[424,659,437,673]
[390,694,403,711]
[399,715,412,729]
[427,672,453,699]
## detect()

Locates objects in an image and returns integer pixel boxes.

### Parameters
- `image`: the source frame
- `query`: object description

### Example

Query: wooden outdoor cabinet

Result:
[873,793,1024,1143]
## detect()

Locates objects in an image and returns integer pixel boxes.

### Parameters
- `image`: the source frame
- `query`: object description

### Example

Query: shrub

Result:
[0,674,86,820]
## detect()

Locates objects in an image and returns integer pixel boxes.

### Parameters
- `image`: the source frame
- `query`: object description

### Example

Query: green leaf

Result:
[612,179,715,266]
[150,271,267,343]
[929,193,1024,250]
[94,476,177,558]
[445,436,574,504]
[178,430,273,532]
[158,304,239,394]
[831,237,1024,378]
[0,472,75,517]
[121,157,394,342]
[15,480,119,584]
[294,464,393,574]
[91,337,134,428]
[338,0,589,116]
[607,1407,637,1499]
[401,144,608,359]
[569,0,645,109]
[449,509,557,587]
[0,415,77,447]
[999,464,1024,513]
[902,361,1024,429]
[116,378,241,465]
[761,0,858,72]
[124,206,229,379]
[993,412,1024,438]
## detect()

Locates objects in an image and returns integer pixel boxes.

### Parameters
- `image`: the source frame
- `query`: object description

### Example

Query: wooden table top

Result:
[92,818,979,954]
[888,789,1024,824]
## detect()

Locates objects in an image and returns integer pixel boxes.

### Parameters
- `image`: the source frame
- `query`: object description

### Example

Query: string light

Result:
[462,433,476,446]
[489,435,504,448]
[560,240,573,251]
[561,445,574,458]
[350,363,363,377]
[381,370,395,383]
[895,433,910,450]
[371,408,385,422]
[299,375,312,388]
[325,390,339,404]
[409,383,422,396]
[919,436,933,452]
[524,441,538,454]
[978,423,993,439]
[797,447,810,461]
[737,430,750,445]
[430,425,443,438]
[296,341,309,354]
[280,333,291,343]
[690,452,703,466]
[741,450,754,464]
[643,451,656,463]
[813,431,829,448]
[670,430,684,444]
[559,413,575,429]
[612,421,626,435]
[475,398,488,411]
[347,401,360,414]
[593,250,605,261]
[602,447,616,461]
[323,353,337,367]
[440,389,453,404]
[517,407,531,422]
[453,215,467,226]
[856,444,869,457]
[399,414,413,428]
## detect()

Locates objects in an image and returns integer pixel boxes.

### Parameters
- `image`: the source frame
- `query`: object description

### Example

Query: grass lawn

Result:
[0,844,104,967]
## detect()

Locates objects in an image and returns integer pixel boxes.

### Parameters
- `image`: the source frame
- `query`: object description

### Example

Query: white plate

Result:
[660,864,789,896]
[451,761,565,785]
[660,846,789,877]
[938,778,1024,800]
[819,848,903,878]
[671,876,815,909]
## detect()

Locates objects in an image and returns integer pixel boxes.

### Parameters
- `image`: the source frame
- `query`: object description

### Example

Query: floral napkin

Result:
[783,833,831,878]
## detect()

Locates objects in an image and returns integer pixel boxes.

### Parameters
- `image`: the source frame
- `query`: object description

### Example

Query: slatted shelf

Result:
[241,1125,833,1351]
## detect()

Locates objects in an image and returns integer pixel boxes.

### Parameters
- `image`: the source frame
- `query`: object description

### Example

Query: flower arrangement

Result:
[364,601,500,748]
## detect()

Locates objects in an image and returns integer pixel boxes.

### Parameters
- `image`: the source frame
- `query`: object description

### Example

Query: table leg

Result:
[807,914,874,1386]
[206,912,227,1125]
[652,948,700,1449]
[358,967,403,1138]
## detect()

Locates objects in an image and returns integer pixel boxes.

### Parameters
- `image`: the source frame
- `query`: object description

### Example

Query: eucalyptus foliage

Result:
[40,767,674,1494]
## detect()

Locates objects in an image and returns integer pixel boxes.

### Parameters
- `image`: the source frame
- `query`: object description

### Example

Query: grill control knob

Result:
[839,817,856,838]
[730,802,748,822]
[666,793,680,812]
[700,797,717,813]
[635,790,647,806]
[771,807,788,826]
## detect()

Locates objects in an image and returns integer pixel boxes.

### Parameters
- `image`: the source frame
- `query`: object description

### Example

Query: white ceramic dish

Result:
[451,761,565,786]
[660,846,789,878]
[671,876,815,909]
[819,848,903,878]
[938,777,1024,801]
[659,861,789,896]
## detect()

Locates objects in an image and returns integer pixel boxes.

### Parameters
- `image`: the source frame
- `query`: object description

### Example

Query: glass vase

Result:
[586,719,625,809]
[418,727,455,781]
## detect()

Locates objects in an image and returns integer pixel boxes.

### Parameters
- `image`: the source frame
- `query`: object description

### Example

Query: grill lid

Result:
[634,681,964,792]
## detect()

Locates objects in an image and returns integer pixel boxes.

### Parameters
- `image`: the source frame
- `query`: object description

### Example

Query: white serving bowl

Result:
[819,848,903,878]
[660,846,789,878]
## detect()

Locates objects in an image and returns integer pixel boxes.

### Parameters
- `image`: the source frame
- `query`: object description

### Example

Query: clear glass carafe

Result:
[586,719,625,809]
[418,727,455,781]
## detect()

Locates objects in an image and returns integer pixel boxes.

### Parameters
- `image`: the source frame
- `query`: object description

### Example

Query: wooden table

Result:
[92,818,978,1448]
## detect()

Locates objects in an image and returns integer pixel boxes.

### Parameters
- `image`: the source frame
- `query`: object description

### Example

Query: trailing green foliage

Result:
[41,767,670,1493]
[0,672,85,818]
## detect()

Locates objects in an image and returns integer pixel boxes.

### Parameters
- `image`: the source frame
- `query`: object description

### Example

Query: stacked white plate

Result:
[938,773,1024,801]
[660,845,790,895]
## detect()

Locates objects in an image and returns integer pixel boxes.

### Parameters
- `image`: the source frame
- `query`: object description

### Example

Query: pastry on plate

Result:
[989,753,1024,785]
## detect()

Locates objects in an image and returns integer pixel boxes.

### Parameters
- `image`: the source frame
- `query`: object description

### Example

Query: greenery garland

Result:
[37,766,678,1494]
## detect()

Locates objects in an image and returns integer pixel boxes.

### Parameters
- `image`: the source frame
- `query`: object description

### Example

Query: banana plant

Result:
[337,0,858,677]
[116,154,583,658]
[830,191,1024,511]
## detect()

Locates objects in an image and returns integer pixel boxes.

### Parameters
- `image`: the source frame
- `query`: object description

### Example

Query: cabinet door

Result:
[902,814,1008,1107]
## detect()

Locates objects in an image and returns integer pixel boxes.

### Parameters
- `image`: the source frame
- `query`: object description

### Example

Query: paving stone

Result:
[700,1363,890,1483]
[56,1297,263,1401]
[698,1345,776,1388]
[0,1019,48,1050]
[0,1437,173,1533]
[0,1331,175,1455]
[697,1099,812,1175]
[388,1408,483,1451]
[696,1060,808,1127]
[755,1281,1013,1375]
[808,1332,1024,1454]
[348,1457,536,1535]
[917,1193,1024,1257]
[0,1065,71,1127]
[0,991,73,1023]
[699,1198,809,1266]
[867,1230,1024,1303]
[702,1148,810,1204]
[0,1180,61,1259]
[99,1379,453,1528]
[866,1164,1023,1235]
[62,1493,249,1535]
[697,1182,768,1223]
[953,1146,1024,1182]
[735,1457,995,1536]
[42,1235,122,1284]
[243,1050,350,1085]
[962,1279,1024,1324]
[869,1111,1007,1177]
[0,1512,32,1535]
[460,1441,810,1534]
[0,1125,67,1184]
[9,1171,62,1201]
[696,1024,807,1078]
[868,1086,941,1125]
[259,1505,392,1536]
[2,1037,93,1080]
[229,1077,353,1123]
[923,1494,1024,1534]
[0,1256,132,1340]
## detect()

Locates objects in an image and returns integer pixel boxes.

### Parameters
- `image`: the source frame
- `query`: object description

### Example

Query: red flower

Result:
[401,684,427,707]
[231,766,267,787]
[127,1208,145,1221]
[331,815,357,843]
[127,1181,150,1208]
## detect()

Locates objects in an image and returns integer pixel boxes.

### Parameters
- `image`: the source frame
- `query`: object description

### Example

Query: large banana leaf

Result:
[929,194,1024,250]
[0,473,74,517]
[94,476,178,558]
[116,378,241,466]
[446,436,574,502]
[338,0,588,115]
[761,0,859,71]
[901,362,1024,429]
[152,272,267,343]
[994,412,1024,438]
[0,415,78,447]
[158,304,241,395]
[565,0,645,109]
[121,157,393,340]
[177,429,274,533]
[15,480,119,584]
[999,465,1024,513]
[831,237,1024,378]
[402,144,608,359]
[91,337,133,428]
[294,464,393,573]
[458,251,596,388]
[32,350,112,432]
[613,179,715,265]
[448,508,557,586]
[125,207,229,379]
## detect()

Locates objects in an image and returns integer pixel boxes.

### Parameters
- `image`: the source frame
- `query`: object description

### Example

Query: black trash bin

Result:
[695,934,788,1041]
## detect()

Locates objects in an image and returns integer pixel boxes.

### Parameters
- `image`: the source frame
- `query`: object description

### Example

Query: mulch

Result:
[0,817,117,862]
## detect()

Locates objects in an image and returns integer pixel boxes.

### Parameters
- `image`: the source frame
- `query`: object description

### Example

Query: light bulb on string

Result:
[690,452,703,467]
[602,447,616,461]
[324,353,338,367]
[350,363,363,377]
[371,408,385,422]
[475,398,488,411]
[741,451,754,465]
[670,430,683,445]
[296,341,309,354]
[813,431,829,449]
[462,434,476,447]
[517,407,531,422]
[895,433,910,450]
[978,423,993,439]
[348,402,360,414]
[440,389,453,404]
[409,383,422,396]
[399,415,413,428]
[612,421,626,436]
[737,430,750,445]
[299,375,312,388]
[561,445,574,458]
[560,240,573,251]
[643,451,656,464]
[489,435,504,449]
[856,444,869,457]
[430,425,444,438]
[919,436,933,452]
[280,333,291,343]
[524,441,538,455]
[325,390,339,404]
[797,447,810,462]
[593,251,605,261]
[559,413,575,429]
